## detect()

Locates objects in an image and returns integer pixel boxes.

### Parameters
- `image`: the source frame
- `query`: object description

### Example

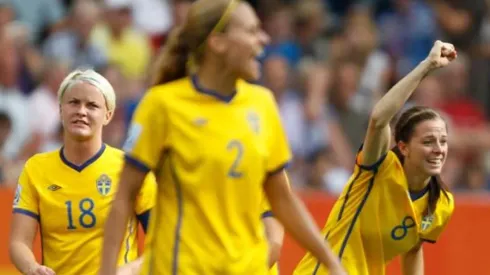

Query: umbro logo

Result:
[193,118,208,126]
[48,184,62,191]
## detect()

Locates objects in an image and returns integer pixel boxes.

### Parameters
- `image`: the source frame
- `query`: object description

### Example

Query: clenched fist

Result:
[425,40,457,69]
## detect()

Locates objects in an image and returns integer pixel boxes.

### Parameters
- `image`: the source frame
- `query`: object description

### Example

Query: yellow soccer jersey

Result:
[294,149,454,275]
[12,144,156,275]
[124,75,291,275]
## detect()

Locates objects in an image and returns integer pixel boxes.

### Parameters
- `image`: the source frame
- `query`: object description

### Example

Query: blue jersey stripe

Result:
[261,210,274,219]
[267,161,291,176]
[13,208,40,221]
[125,154,151,173]
[169,155,184,275]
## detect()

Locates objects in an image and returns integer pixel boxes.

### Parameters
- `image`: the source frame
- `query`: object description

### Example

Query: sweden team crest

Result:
[421,215,434,231]
[96,174,112,196]
[247,111,260,134]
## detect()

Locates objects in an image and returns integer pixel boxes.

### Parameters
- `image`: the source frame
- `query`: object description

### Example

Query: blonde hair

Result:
[58,69,116,112]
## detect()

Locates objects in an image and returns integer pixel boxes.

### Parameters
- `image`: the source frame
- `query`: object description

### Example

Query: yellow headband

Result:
[210,0,239,35]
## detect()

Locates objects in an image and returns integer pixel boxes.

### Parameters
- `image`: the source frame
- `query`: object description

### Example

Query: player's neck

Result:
[403,164,431,192]
[196,64,237,96]
[63,138,104,166]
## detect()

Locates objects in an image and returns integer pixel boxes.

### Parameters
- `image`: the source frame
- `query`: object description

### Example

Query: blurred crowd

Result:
[1,0,490,195]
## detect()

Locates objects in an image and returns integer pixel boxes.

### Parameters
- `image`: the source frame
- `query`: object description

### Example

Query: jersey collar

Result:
[191,74,237,103]
[59,144,106,172]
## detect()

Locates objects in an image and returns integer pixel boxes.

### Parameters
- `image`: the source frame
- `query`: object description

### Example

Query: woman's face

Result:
[60,82,112,142]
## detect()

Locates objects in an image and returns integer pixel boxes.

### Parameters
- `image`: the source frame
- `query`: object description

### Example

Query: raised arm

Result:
[361,41,457,166]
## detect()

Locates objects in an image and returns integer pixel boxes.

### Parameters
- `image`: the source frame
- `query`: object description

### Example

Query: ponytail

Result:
[150,27,190,86]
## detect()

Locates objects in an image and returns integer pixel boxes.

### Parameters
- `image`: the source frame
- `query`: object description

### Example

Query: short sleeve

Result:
[420,192,455,244]
[134,172,156,232]
[260,197,273,219]
[123,89,168,172]
[265,93,292,175]
[134,172,157,215]
[12,164,40,221]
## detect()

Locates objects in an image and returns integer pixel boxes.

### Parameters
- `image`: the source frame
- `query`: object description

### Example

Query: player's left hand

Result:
[425,40,457,70]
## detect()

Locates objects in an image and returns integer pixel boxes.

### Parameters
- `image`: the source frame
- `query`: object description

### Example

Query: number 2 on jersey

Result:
[227,140,244,178]
[65,198,96,229]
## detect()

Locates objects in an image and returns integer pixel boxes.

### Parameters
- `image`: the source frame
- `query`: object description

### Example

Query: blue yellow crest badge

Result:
[421,215,434,231]
[247,111,260,134]
[96,174,112,196]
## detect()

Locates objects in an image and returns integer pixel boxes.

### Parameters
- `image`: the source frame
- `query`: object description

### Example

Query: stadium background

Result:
[1,0,490,274]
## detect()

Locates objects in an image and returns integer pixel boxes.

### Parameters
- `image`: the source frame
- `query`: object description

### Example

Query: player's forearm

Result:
[117,256,144,275]
[264,173,340,270]
[273,193,339,268]
[9,241,38,274]
[266,240,282,268]
[100,197,133,275]
[402,245,424,275]
[370,60,432,128]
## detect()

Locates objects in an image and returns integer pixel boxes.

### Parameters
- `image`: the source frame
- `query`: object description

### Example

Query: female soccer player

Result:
[294,40,457,275]
[99,0,345,274]
[9,69,155,275]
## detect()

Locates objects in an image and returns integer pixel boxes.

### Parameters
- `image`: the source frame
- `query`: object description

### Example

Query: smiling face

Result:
[60,82,112,142]
[395,107,448,178]
[399,118,448,176]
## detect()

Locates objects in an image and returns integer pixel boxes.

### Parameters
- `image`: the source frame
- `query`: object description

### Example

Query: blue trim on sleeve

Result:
[13,208,40,221]
[267,161,291,176]
[124,154,151,173]
[261,210,274,219]
[421,238,436,244]
[137,210,151,233]
[356,144,388,171]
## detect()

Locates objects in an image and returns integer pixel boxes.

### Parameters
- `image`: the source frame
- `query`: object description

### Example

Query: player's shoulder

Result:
[145,77,192,102]
[356,146,401,172]
[102,144,124,157]
[439,189,455,212]
[239,80,275,100]
[25,149,62,169]
[238,80,278,111]
[99,144,125,165]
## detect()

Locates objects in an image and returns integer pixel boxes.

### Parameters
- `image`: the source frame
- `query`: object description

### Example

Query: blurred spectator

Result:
[432,0,486,51]
[9,0,65,45]
[0,30,30,161]
[131,0,173,51]
[344,5,390,114]
[42,0,107,70]
[305,146,350,195]
[378,0,438,79]
[40,124,64,153]
[91,0,152,81]
[329,60,369,155]
[21,59,70,159]
[0,112,11,186]
[261,3,302,67]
